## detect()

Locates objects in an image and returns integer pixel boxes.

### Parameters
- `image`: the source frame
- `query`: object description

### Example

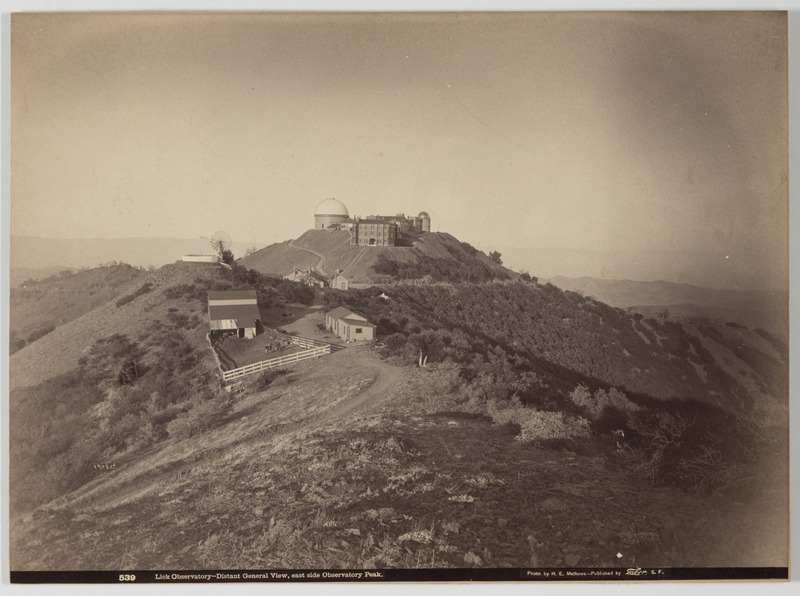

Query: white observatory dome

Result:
[315,198,349,217]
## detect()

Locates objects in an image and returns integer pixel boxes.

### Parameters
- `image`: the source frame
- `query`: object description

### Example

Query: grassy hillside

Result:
[10,260,316,513]
[239,230,513,284]
[9,264,148,353]
[9,261,789,572]
[10,266,75,288]
[9,262,220,390]
[10,347,788,571]
[238,237,323,276]
[8,261,314,391]
[326,282,788,410]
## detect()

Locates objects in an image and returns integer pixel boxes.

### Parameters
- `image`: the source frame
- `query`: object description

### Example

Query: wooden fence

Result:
[221,345,331,382]
[262,326,334,350]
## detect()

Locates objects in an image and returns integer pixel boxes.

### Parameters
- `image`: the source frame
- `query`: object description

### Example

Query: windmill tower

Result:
[208,231,232,257]
[182,231,232,264]
[208,231,233,263]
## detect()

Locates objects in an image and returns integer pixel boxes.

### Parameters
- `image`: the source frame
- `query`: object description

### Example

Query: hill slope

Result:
[9,264,148,352]
[328,282,788,410]
[10,266,75,288]
[10,347,788,571]
[9,254,789,573]
[239,230,513,284]
[547,276,788,337]
[8,262,226,391]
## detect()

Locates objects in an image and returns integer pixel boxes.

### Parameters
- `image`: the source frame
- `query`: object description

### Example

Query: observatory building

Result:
[412,212,432,233]
[314,198,350,229]
[313,198,431,247]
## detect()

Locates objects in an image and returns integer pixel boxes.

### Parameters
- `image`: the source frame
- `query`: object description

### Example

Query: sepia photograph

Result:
[5,7,791,584]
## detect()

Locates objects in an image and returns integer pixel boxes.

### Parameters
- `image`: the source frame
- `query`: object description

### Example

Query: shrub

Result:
[517,411,591,443]
[166,394,233,440]
[116,283,153,307]
[167,311,191,328]
[568,384,594,413]
[628,405,761,492]
[486,398,590,443]
[79,334,144,387]
[569,384,639,420]
[254,368,288,391]
[26,324,56,343]
[411,362,463,413]
[163,283,205,301]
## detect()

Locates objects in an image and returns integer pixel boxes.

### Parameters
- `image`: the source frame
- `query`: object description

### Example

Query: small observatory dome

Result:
[314,198,349,229]
[417,211,431,232]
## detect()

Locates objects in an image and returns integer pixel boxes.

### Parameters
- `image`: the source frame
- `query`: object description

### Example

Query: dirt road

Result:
[288,239,327,275]
[49,348,407,513]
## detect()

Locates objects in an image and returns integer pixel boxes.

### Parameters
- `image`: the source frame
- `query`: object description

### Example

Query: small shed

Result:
[325,306,376,341]
[208,290,261,339]
[331,274,349,290]
[182,254,220,263]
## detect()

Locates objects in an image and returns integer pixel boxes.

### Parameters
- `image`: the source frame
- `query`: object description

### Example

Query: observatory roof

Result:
[315,198,349,217]
[418,211,430,218]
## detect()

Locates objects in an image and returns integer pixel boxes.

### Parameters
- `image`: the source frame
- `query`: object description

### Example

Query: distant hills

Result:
[546,276,788,337]
[492,245,786,295]
[9,235,258,271]
[9,266,75,288]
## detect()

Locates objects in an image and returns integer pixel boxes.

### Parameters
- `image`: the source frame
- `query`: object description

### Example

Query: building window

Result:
[355,328,362,334]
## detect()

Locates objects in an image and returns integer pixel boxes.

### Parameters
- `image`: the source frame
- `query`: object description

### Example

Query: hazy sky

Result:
[10,12,788,289]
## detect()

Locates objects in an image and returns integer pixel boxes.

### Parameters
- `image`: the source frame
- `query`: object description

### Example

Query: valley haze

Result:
[9,12,788,293]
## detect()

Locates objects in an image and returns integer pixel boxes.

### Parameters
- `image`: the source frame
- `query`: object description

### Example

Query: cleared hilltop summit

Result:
[240,229,513,284]
[240,196,510,284]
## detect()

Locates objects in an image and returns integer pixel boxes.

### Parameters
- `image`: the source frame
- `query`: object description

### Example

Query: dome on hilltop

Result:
[315,198,349,217]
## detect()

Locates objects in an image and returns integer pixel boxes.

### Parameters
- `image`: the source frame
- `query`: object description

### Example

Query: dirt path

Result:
[49,350,407,513]
[339,245,369,277]
[288,239,327,275]
[283,358,406,433]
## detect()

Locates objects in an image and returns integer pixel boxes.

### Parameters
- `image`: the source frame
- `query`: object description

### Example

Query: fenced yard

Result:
[209,325,338,382]
[211,329,305,370]
[221,345,331,381]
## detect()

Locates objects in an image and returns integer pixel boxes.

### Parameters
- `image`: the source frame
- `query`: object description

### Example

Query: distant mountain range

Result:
[492,246,786,294]
[9,235,258,271]
[546,275,788,337]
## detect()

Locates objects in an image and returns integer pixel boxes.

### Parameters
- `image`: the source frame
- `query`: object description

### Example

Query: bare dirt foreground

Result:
[11,346,788,572]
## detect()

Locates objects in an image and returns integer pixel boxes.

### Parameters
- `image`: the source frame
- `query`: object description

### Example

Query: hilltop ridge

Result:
[239,229,514,284]
[8,261,227,390]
